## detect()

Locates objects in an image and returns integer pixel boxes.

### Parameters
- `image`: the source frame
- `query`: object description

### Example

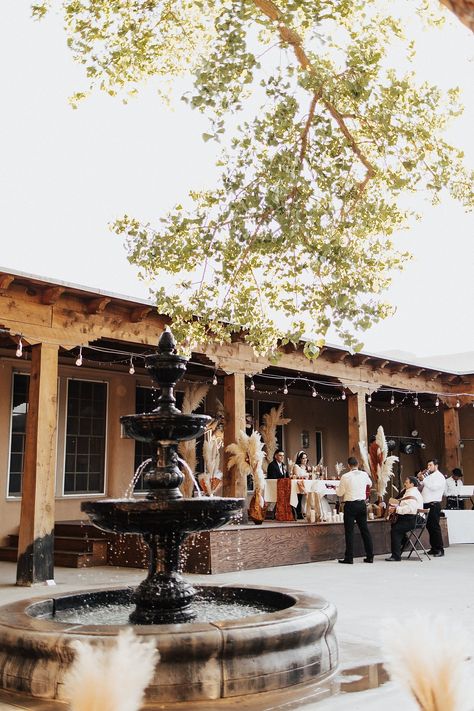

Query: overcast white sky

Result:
[0,2,473,364]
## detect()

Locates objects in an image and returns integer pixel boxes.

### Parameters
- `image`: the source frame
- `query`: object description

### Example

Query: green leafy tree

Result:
[33,0,473,357]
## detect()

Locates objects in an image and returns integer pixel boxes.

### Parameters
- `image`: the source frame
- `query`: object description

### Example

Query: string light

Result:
[2,326,474,407]
[129,357,135,375]
[367,394,372,403]
[312,386,317,398]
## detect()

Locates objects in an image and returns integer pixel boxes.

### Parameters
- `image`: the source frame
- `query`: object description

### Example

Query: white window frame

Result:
[61,377,109,497]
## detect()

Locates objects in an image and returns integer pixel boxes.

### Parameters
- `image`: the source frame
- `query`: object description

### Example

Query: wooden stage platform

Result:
[107,518,449,574]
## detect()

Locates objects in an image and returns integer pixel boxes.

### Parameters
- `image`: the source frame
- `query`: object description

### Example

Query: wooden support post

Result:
[443,406,461,473]
[223,372,247,499]
[16,342,59,586]
[347,391,367,461]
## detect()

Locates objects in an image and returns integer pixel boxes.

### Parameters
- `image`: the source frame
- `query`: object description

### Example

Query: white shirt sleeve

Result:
[336,476,346,498]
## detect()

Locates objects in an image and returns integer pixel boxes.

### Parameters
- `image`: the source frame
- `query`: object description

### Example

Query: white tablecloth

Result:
[264,479,339,508]
[443,510,474,544]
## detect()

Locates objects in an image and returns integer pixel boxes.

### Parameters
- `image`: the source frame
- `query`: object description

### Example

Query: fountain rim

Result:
[0,584,335,636]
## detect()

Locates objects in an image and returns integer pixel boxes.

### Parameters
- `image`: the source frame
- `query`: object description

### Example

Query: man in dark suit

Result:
[267,449,288,479]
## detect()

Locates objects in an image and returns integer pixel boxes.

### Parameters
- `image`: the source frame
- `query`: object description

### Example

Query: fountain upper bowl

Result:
[120,412,211,443]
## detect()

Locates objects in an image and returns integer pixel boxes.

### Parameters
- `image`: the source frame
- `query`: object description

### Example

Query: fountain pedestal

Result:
[83,327,244,624]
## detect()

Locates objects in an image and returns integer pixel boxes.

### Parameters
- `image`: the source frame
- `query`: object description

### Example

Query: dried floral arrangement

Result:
[382,614,473,711]
[360,425,398,498]
[64,629,158,711]
[200,430,223,495]
[177,382,209,497]
[259,403,291,473]
[226,430,267,522]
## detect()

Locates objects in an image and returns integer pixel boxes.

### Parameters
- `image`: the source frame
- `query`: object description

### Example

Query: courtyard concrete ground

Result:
[0,544,473,710]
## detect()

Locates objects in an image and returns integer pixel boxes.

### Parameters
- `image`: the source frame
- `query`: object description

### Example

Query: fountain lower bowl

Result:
[82,496,244,536]
[0,584,338,703]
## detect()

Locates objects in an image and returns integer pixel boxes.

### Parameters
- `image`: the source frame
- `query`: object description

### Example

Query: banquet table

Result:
[264,479,339,509]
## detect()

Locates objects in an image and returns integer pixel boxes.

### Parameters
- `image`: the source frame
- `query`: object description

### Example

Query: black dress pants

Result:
[390,514,417,560]
[343,500,373,561]
[425,501,444,552]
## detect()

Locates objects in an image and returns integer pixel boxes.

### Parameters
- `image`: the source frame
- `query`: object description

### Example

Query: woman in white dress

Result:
[292,451,310,518]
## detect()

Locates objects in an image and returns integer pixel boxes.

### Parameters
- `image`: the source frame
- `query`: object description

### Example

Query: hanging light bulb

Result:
[15,336,23,358]
[212,372,218,386]
[311,386,317,398]
[341,390,346,400]
[456,399,460,409]
[390,392,395,405]
[283,379,288,395]
[75,347,83,367]
[129,357,135,375]
[250,378,255,391]
[435,396,440,408]
[367,394,372,403]
[414,394,418,407]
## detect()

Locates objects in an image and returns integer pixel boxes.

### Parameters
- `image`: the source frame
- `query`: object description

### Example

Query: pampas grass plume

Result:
[65,629,158,711]
[382,614,473,711]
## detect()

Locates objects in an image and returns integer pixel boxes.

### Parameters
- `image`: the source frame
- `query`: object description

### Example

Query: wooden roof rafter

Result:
[130,306,153,323]
[41,286,65,305]
[0,274,14,290]
[86,297,111,314]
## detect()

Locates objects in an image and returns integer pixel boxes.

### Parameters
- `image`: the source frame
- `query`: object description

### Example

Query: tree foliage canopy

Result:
[34,0,473,357]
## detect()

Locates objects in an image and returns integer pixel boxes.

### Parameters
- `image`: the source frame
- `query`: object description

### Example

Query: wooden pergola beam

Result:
[16,342,59,586]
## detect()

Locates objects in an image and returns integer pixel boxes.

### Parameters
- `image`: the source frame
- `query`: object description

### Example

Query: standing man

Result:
[419,459,446,557]
[336,457,374,564]
[266,449,288,479]
[445,468,464,510]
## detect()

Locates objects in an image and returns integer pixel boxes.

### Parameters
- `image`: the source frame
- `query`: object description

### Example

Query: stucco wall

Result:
[0,358,138,544]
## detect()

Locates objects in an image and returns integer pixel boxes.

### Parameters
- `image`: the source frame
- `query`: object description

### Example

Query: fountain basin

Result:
[0,584,337,702]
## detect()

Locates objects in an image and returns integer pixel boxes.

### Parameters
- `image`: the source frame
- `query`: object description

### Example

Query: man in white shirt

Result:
[385,476,424,561]
[419,458,446,557]
[445,468,464,510]
[336,457,373,564]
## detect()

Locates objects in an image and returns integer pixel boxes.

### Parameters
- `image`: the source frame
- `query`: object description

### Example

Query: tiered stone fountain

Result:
[0,328,338,704]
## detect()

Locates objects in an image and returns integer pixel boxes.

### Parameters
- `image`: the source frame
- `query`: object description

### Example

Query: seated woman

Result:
[386,476,424,562]
[291,451,310,519]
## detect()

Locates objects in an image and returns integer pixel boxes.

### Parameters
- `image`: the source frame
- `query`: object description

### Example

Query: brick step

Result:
[7,534,108,554]
[0,547,18,562]
[54,520,108,538]
[0,546,107,567]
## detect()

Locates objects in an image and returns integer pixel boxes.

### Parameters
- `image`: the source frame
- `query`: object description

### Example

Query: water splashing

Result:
[177,456,201,498]
[125,459,152,499]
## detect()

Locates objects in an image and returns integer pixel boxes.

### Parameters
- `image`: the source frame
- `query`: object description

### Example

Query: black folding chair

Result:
[402,509,431,561]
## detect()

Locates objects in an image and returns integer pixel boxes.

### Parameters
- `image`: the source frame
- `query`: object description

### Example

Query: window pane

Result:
[64,380,107,494]
[8,373,29,496]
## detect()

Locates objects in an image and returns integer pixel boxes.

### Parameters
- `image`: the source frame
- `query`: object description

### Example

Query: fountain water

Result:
[0,328,338,704]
